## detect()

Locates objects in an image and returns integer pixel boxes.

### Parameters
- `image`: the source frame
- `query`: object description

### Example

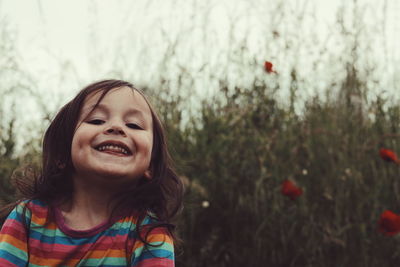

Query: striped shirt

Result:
[0,199,174,266]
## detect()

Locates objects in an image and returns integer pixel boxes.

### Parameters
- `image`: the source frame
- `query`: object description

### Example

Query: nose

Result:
[104,125,126,136]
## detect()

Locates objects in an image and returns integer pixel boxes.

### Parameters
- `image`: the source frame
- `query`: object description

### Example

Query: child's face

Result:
[71,86,153,184]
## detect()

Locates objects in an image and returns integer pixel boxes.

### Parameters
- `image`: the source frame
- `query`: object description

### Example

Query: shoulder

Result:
[130,213,175,267]
[6,199,50,226]
[0,200,49,266]
[130,212,172,238]
[117,211,162,227]
[17,199,49,215]
[120,211,174,248]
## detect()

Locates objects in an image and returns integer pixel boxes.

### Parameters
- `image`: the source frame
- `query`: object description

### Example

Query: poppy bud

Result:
[379,148,399,164]
[264,61,277,74]
[281,180,303,200]
[378,210,400,236]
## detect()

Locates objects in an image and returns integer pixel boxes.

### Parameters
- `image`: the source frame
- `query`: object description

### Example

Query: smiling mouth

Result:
[94,143,132,156]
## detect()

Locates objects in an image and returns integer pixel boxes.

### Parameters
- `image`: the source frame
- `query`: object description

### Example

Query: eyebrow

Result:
[82,103,146,119]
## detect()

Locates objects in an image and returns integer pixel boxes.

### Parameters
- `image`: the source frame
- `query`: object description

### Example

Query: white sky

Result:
[1,0,400,150]
[0,0,352,91]
[2,0,397,89]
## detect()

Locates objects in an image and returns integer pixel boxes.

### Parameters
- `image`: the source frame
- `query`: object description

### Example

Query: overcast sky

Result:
[2,0,398,94]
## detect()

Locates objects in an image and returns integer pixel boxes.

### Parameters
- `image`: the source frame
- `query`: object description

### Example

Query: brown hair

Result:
[1,80,184,247]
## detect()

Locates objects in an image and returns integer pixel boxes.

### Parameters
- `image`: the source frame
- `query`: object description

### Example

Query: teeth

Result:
[97,145,129,155]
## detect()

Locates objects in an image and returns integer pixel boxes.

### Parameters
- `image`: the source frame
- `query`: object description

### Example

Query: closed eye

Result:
[87,119,105,125]
[126,123,143,130]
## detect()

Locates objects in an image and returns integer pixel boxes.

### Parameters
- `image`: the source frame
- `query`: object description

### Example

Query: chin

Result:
[94,167,132,179]
[99,166,146,180]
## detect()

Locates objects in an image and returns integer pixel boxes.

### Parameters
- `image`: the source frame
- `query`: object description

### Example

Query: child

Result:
[0,80,184,266]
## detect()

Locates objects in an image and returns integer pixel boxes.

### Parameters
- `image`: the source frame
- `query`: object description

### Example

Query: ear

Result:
[143,170,152,179]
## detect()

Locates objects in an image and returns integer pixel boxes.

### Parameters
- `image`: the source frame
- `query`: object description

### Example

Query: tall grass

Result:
[161,73,400,266]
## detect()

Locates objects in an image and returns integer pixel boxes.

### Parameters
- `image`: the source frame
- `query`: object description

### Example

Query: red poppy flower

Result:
[264,61,277,74]
[281,180,303,200]
[379,148,399,164]
[378,210,400,236]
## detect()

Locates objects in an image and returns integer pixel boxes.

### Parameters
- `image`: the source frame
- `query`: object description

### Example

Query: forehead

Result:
[81,86,153,118]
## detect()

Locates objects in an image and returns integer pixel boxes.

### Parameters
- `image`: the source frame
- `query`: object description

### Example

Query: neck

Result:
[59,173,125,229]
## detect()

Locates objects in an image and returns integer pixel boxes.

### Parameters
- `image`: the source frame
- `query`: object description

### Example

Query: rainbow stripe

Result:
[0,199,174,266]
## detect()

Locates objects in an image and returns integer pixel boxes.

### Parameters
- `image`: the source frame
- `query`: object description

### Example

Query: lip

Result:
[93,140,133,155]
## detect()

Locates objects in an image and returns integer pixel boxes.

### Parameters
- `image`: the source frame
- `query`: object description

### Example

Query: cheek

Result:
[137,134,153,161]
[70,130,91,158]
[137,131,153,147]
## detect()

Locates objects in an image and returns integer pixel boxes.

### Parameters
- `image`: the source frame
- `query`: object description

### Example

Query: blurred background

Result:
[1,0,400,266]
